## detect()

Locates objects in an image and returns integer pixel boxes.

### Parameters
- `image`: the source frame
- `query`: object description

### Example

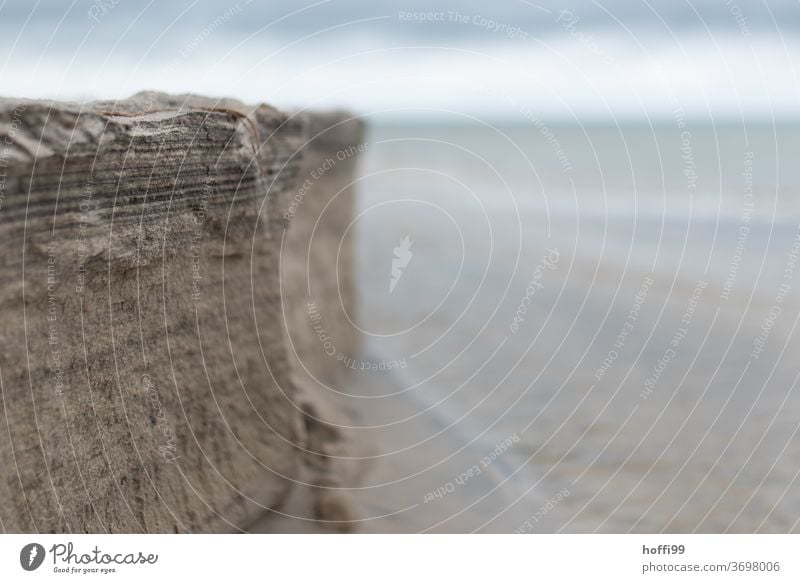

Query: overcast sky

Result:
[1,0,799,120]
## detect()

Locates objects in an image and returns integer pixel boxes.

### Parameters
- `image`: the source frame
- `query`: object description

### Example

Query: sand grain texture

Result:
[0,93,364,533]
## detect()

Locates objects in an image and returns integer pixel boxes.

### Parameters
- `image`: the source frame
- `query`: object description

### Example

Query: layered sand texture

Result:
[0,93,364,532]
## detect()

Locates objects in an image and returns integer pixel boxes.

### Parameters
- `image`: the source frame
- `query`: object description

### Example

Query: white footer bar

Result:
[0,534,795,582]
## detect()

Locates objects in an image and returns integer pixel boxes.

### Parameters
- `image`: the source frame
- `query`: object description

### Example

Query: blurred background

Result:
[4,0,800,532]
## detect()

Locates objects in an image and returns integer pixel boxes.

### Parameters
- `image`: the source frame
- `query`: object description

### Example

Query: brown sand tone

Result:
[0,93,364,533]
[258,109,367,533]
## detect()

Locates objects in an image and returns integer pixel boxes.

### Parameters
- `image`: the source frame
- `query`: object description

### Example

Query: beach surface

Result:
[305,120,800,533]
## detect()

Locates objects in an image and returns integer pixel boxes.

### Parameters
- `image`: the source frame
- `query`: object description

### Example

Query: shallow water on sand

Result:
[343,121,800,532]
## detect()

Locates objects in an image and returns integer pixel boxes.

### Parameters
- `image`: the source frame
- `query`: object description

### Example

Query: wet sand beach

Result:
[327,121,800,533]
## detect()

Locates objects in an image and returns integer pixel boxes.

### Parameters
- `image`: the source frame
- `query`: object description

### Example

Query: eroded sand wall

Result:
[0,94,363,532]
[282,111,364,390]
